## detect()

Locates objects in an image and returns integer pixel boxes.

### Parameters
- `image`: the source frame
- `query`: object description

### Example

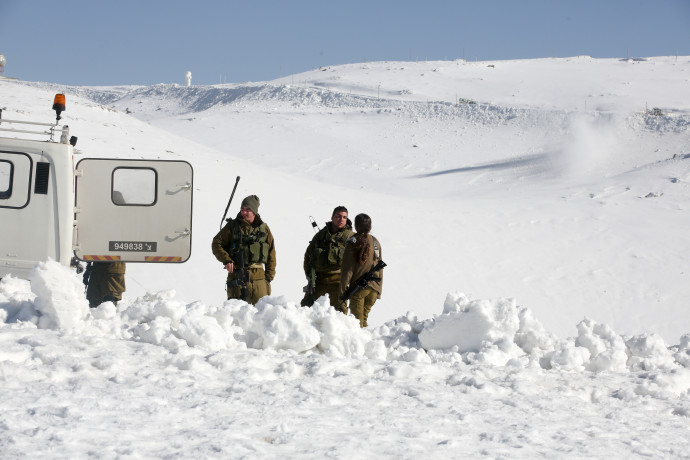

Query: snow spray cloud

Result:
[554,112,621,181]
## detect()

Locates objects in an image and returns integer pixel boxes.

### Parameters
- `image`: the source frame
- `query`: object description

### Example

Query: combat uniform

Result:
[339,234,383,327]
[212,213,276,305]
[86,261,126,307]
[301,220,354,312]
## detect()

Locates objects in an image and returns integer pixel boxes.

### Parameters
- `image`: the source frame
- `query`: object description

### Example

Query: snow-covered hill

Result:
[1,56,690,457]
[23,55,690,342]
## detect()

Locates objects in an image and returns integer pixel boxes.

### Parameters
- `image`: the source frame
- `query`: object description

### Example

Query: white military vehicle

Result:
[0,94,193,280]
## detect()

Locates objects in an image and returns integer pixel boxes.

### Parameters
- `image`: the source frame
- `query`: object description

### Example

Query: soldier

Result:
[301,206,354,312]
[85,261,126,308]
[212,195,276,305]
[85,189,128,308]
[339,213,383,328]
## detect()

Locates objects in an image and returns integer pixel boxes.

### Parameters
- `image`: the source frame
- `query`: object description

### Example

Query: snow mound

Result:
[29,260,89,329]
[2,262,690,382]
[417,293,556,366]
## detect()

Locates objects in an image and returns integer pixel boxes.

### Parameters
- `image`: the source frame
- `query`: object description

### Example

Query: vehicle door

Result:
[74,159,193,263]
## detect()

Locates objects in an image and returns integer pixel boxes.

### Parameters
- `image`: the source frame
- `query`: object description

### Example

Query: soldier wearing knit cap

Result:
[241,195,260,215]
[212,194,276,305]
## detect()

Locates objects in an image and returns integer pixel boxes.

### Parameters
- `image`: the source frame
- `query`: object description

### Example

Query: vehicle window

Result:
[112,167,157,206]
[0,160,12,199]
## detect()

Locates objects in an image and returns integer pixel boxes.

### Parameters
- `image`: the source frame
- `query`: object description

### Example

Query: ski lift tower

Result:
[0,55,6,74]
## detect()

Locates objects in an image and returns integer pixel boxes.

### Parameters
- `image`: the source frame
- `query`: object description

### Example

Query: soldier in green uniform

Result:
[212,195,276,305]
[85,261,126,307]
[301,206,354,312]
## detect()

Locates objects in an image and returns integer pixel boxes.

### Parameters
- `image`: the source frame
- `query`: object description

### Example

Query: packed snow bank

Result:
[29,260,90,329]
[1,262,690,385]
[415,292,690,377]
[417,293,555,365]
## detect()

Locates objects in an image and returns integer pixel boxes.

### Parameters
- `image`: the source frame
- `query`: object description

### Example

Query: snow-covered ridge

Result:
[24,77,690,140]
[32,81,544,123]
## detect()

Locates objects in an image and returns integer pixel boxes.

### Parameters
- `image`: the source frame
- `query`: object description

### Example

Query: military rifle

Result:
[339,259,387,301]
[220,176,240,230]
[226,249,250,302]
[302,217,319,306]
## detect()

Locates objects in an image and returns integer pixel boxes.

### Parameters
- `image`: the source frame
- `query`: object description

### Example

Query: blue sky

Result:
[1,0,689,86]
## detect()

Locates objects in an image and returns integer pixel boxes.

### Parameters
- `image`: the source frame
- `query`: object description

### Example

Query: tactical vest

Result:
[313,226,353,271]
[230,219,270,265]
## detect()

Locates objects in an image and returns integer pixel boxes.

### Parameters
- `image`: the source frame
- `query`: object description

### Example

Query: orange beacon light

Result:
[53,93,66,122]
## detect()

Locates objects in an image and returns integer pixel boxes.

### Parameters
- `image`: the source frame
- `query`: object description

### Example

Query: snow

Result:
[2,56,690,457]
